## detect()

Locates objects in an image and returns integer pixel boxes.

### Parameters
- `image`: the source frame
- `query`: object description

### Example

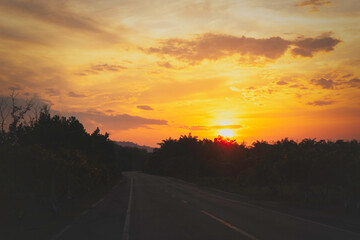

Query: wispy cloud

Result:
[307,100,335,106]
[91,64,127,72]
[0,0,103,33]
[296,0,332,12]
[68,91,86,98]
[277,80,288,85]
[45,88,60,97]
[137,105,154,111]
[0,25,49,45]
[76,64,127,76]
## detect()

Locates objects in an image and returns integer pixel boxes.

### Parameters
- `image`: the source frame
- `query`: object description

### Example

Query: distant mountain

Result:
[115,141,154,152]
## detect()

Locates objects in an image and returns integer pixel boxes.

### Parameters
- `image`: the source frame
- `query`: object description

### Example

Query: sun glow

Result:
[219,129,234,138]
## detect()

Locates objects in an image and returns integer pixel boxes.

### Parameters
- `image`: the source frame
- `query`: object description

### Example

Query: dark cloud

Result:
[288,84,308,90]
[77,64,127,75]
[349,78,360,84]
[277,80,288,85]
[349,78,360,88]
[144,33,340,65]
[68,91,86,98]
[137,105,154,111]
[307,100,335,106]
[311,78,335,89]
[342,74,353,78]
[74,72,87,76]
[65,111,168,131]
[91,64,127,72]
[104,109,115,113]
[292,36,341,57]
[145,33,290,64]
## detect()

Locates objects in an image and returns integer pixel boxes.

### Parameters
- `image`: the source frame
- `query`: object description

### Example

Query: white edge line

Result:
[176,182,360,237]
[122,176,133,240]
[52,225,71,240]
[52,189,110,239]
[92,197,104,208]
[217,195,360,236]
[201,210,258,240]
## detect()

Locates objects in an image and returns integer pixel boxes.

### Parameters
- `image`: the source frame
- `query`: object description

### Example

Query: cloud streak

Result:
[70,111,168,131]
[0,25,49,45]
[137,105,154,111]
[76,64,127,76]
[0,0,103,33]
[144,33,341,65]
[181,124,243,131]
[91,64,127,72]
[68,91,86,98]
[296,0,332,7]
[296,0,332,12]
[307,100,335,106]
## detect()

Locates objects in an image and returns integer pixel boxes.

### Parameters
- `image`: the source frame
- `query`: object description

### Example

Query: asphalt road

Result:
[54,172,360,240]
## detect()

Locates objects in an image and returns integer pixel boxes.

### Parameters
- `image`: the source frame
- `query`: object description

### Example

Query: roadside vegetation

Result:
[143,134,360,215]
[0,91,146,238]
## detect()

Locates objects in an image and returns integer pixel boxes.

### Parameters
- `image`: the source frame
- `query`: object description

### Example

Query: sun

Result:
[219,129,234,138]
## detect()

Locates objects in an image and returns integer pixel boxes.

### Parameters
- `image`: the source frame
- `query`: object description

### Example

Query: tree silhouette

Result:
[144,134,360,214]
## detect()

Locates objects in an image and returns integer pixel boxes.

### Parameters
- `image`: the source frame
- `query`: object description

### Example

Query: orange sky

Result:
[0,0,359,147]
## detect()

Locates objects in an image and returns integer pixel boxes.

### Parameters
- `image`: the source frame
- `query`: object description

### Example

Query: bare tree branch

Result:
[9,89,33,132]
[0,97,10,133]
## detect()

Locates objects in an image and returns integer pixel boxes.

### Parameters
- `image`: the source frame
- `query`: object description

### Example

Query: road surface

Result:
[54,172,360,240]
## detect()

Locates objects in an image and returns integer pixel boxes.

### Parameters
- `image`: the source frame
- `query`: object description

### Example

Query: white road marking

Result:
[92,197,104,208]
[122,177,133,240]
[52,225,71,240]
[201,210,258,240]
[176,182,360,237]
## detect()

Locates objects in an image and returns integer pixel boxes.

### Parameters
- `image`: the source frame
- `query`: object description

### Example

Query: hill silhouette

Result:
[115,141,154,152]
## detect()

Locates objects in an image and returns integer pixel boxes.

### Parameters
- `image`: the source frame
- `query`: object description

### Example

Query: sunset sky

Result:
[0,0,359,147]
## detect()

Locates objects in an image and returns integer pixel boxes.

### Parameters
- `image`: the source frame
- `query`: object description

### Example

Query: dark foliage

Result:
[144,134,360,213]
[0,105,138,224]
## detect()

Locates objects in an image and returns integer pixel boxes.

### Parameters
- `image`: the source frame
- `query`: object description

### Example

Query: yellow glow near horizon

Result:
[219,120,232,126]
[219,129,234,138]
